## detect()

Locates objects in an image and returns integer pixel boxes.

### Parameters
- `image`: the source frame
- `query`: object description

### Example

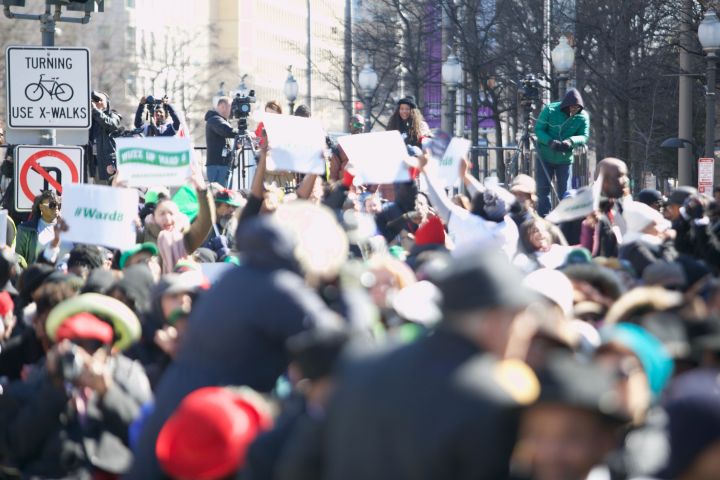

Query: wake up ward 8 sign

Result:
[6,46,91,129]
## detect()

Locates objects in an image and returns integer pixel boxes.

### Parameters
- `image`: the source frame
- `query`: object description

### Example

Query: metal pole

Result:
[41,3,56,146]
[678,0,694,187]
[706,51,717,177]
[447,86,456,136]
[364,94,371,132]
[558,74,567,100]
[289,101,295,115]
[306,0,313,111]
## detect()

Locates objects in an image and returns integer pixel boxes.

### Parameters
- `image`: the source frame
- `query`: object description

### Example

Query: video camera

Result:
[519,74,541,107]
[145,95,166,115]
[230,89,256,135]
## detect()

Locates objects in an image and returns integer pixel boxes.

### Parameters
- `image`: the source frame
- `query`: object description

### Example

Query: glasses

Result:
[42,201,61,209]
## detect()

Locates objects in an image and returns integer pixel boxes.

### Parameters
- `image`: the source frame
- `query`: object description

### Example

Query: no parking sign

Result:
[14,145,84,211]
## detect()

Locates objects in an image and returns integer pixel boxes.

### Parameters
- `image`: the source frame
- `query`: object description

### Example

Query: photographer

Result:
[134,95,181,137]
[90,91,122,185]
[204,96,238,186]
[534,88,590,217]
[0,295,151,478]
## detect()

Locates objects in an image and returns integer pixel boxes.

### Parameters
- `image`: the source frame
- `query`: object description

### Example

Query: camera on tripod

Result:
[231,89,256,135]
[519,74,541,107]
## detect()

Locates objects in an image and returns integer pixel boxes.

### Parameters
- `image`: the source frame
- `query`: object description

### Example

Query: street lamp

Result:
[284,66,299,114]
[699,9,720,179]
[551,36,575,99]
[358,63,378,132]
[441,53,462,136]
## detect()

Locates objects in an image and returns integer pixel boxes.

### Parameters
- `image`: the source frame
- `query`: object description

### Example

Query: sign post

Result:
[698,157,714,194]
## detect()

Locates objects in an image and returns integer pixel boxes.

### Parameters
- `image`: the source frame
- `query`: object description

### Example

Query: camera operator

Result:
[134,95,181,137]
[534,88,590,217]
[0,296,151,478]
[204,96,238,186]
[90,91,122,185]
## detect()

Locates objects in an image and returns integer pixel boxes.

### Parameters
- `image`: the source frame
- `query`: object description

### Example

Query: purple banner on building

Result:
[423,2,442,129]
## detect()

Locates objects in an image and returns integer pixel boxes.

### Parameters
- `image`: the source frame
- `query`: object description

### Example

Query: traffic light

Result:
[354,101,364,113]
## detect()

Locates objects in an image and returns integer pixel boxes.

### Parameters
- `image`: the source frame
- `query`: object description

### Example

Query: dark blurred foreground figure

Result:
[280,251,540,480]
[128,203,346,478]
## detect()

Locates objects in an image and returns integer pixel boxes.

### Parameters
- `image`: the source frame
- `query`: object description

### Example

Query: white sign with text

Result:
[115,137,193,187]
[261,114,327,174]
[337,131,411,184]
[6,46,91,129]
[436,137,471,188]
[61,184,138,251]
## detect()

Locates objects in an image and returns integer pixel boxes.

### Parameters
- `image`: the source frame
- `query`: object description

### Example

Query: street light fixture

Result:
[551,36,575,99]
[358,63,378,132]
[442,52,462,136]
[698,9,720,184]
[284,66,299,114]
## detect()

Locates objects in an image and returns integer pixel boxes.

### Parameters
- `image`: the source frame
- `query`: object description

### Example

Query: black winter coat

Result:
[302,329,523,480]
[90,107,122,181]
[204,110,237,166]
[0,355,151,478]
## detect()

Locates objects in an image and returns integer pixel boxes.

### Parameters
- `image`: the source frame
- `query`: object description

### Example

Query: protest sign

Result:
[115,137,192,187]
[436,137,471,188]
[261,114,326,174]
[545,173,603,224]
[337,131,411,184]
[61,184,138,250]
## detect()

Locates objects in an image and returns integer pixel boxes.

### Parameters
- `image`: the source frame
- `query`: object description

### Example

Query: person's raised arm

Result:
[239,145,267,223]
[134,98,145,128]
[166,103,181,132]
[416,152,463,224]
[210,116,237,139]
[183,165,216,254]
[296,173,319,200]
[460,157,484,198]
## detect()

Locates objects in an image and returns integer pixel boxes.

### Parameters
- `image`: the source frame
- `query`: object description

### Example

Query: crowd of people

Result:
[0,91,719,480]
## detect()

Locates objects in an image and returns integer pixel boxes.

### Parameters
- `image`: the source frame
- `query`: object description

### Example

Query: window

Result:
[125,26,136,54]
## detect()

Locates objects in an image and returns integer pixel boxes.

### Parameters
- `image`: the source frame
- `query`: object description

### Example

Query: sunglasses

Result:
[42,201,61,209]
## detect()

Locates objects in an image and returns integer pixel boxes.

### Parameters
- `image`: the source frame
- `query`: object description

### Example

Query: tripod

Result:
[227,129,256,190]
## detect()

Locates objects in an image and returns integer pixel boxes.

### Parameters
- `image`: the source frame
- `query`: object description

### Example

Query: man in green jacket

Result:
[534,88,590,216]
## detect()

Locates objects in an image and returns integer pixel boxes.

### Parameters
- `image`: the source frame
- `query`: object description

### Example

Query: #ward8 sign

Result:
[6,46,91,129]
[14,146,84,212]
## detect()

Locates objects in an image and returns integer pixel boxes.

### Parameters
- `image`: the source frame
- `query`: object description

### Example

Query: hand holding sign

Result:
[435,137,471,188]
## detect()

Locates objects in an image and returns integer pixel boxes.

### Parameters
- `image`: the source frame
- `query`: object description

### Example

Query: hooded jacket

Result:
[535,88,590,165]
[204,110,237,166]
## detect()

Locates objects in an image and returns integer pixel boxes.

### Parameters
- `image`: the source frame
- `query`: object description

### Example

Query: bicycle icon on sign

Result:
[24,74,74,102]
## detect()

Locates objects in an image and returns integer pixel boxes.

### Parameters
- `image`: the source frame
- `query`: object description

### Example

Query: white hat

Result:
[522,268,574,318]
[623,201,671,234]
[392,280,442,326]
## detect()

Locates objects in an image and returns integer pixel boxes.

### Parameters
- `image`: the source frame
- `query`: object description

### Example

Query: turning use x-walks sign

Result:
[14,145,84,211]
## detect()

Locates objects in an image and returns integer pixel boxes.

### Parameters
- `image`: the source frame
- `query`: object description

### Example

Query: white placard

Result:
[261,114,326,174]
[337,131,411,184]
[437,137,471,188]
[115,137,192,187]
[6,46,91,129]
[61,184,138,251]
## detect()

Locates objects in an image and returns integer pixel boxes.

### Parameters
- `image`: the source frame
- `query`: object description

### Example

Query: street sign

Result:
[6,46,91,129]
[14,145,84,211]
[698,157,714,194]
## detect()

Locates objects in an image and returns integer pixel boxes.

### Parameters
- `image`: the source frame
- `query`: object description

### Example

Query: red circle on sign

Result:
[19,149,80,204]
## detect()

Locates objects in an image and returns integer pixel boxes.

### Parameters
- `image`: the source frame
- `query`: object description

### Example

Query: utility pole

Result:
[343,0,352,131]
[678,0,694,187]
[306,0,313,112]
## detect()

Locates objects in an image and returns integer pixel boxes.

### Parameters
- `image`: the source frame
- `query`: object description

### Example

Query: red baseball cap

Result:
[54,312,114,345]
[156,387,271,480]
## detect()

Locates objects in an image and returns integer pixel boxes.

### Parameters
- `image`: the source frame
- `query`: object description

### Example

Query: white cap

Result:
[522,268,574,318]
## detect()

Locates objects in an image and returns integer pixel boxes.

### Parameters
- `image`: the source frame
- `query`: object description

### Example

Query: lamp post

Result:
[699,9,720,186]
[358,63,378,132]
[551,36,575,99]
[284,66,299,114]
[442,53,463,136]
